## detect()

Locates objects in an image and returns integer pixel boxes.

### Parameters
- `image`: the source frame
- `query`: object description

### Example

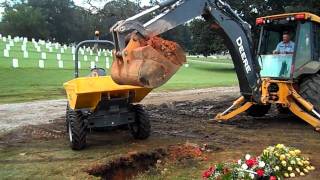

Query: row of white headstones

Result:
[1,34,112,69]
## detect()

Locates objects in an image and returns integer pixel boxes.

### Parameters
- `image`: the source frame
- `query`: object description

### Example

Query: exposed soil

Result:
[1,87,320,179]
[147,36,186,65]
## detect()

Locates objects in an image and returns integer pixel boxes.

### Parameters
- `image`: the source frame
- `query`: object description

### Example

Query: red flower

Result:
[269,176,277,180]
[256,169,264,177]
[202,167,215,178]
[245,158,257,168]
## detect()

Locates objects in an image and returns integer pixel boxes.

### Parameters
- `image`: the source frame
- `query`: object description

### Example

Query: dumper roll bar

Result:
[74,40,114,78]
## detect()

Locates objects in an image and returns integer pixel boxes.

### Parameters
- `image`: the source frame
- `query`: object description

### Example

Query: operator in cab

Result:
[273,32,295,54]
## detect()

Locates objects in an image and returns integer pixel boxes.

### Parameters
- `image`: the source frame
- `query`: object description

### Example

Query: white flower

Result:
[259,161,265,168]
[245,154,251,160]
[241,164,248,170]
[238,159,242,165]
[250,173,255,179]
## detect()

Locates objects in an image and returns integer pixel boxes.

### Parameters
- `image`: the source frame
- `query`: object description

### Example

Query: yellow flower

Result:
[263,150,269,155]
[289,151,296,156]
[304,160,310,165]
[276,144,285,149]
[294,149,301,155]
[284,173,289,177]
[280,154,286,160]
[296,168,300,173]
[310,166,315,171]
[288,167,293,171]
[303,168,309,173]
[281,161,287,167]
[300,172,305,176]
[275,166,280,171]
[290,173,295,177]
[297,161,304,166]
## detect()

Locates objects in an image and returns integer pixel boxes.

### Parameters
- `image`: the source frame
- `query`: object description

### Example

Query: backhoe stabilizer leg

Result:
[287,97,320,131]
[214,96,253,121]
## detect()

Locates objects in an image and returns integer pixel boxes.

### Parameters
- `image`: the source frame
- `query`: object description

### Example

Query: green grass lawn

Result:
[0,60,237,104]
[0,38,237,103]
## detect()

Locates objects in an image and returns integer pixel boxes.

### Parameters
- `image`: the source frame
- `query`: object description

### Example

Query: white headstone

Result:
[23,37,28,42]
[12,59,19,68]
[72,47,75,54]
[32,38,35,43]
[63,44,67,49]
[23,51,29,58]
[4,49,9,57]
[78,61,81,69]
[90,61,95,69]
[2,37,6,42]
[39,60,45,68]
[60,48,64,53]
[21,45,26,51]
[0,34,2,38]
[80,49,84,55]
[57,54,61,60]
[95,56,99,62]
[72,54,75,61]
[36,46,41,52]
[49,47,53,52]
[9,41,14,46]
[8,35,11,40]
[55,43,59,49]
[185,64,189,68]
[98,51,101,56]
[106,57,110,69]
[90,50,93,56]
[58,60,64,69]
[41,52,46,59]
[5,44,10,50]
[84,55,88,61]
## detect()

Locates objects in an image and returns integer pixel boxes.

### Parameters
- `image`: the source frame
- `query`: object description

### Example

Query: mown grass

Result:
[0,60,237,104]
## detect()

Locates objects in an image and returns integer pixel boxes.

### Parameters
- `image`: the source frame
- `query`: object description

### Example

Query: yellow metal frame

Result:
[63,76,152,110]
[215,79,320,130]
[258,12,320,24]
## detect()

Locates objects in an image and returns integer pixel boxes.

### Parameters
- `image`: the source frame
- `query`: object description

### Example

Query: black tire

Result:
[299,73,320,113]
[246,104,271,117]
[276,104,291,114]
[66,106,87,150]
[129,105,151,140]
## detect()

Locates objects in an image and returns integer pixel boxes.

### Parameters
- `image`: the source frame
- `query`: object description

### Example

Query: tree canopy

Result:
[0,0,319,55]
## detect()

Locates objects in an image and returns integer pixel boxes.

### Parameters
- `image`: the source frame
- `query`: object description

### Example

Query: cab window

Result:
[294,22,312,70]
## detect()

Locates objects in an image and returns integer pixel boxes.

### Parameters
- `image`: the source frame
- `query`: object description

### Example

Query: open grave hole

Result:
[86,144,207,180]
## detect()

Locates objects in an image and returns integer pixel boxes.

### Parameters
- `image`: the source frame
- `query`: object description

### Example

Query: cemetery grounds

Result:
[0,35,320,179]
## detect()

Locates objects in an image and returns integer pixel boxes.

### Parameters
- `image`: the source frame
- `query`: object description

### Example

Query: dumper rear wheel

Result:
[129,105,151,139]
[66,107,87,150]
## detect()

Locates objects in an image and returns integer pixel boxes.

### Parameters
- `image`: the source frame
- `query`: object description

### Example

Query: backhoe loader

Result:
[110,0,320,130]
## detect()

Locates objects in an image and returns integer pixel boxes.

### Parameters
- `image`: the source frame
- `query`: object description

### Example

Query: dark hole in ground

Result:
[86,148,167,180]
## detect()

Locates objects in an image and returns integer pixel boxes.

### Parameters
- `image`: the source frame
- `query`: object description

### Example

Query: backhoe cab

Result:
[217,12,320,130]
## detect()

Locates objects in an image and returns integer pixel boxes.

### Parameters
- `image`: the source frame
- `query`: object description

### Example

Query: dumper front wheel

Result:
[66,107,87,150]
[129,105,151,140]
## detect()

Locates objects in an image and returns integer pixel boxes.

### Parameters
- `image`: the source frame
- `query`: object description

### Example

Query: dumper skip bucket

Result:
[111,34,186,88]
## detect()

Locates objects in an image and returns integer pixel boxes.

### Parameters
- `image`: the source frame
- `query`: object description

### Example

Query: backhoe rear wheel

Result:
[66,106,87,150]
[246,104,271,117]
[299,73,320,112]
[129,105,151,140]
